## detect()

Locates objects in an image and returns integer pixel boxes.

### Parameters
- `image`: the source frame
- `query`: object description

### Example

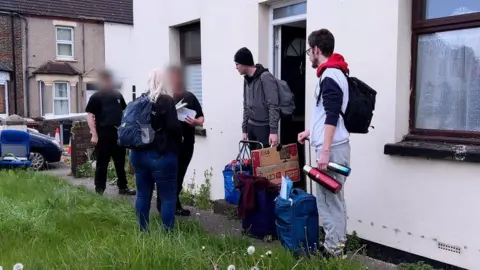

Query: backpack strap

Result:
[315,69,349,118]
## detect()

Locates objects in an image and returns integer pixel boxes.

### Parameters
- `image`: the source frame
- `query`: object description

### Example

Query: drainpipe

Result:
[10,13,17,115]
[80,23,86,113]
[19,15,29,117]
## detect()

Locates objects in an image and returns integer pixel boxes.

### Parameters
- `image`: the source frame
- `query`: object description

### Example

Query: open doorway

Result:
[273,20,307,189]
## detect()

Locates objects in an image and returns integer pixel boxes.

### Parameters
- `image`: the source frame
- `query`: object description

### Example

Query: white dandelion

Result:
[227,265,235,270]
[13,264,23,270]
[201,246,206,251]
[265,250,272,257]
[247,246,255,255]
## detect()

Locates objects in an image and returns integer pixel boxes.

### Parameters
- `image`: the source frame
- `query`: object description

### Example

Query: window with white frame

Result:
[53,82,70,115]
[179,22,202,104]
[56,27,74,59]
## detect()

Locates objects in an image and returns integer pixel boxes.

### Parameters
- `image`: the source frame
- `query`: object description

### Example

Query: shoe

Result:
[175,208,191,216]
[119,188,136,195]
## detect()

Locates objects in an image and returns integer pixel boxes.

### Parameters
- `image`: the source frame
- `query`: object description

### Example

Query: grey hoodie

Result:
[242,64,280,134]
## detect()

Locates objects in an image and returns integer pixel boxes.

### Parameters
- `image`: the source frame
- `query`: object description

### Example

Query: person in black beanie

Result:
[234,47,280,149]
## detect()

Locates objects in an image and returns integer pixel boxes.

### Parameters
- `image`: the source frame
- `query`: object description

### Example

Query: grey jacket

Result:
[242,64,280,134]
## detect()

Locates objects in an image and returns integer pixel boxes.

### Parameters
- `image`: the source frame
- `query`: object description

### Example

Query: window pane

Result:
[425,0,480,19]
[185,64,202,105]
[57,44,73,57]
[86,83,98,91]
[57,28,72,41]
[182,29,201,59]
[273,2,307,20]
[55,83,68,98]
[54,100,69,115]
[415,27,480,131]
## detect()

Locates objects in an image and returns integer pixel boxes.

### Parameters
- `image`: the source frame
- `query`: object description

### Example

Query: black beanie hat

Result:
[234,47,255,66]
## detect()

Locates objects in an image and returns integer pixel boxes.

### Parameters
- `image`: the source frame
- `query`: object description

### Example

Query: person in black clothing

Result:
[157,65,204,217]
[85,70,136,195]
[130,68,182,231]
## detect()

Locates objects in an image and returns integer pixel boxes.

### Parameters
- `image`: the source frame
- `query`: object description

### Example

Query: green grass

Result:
[0,171,364,270]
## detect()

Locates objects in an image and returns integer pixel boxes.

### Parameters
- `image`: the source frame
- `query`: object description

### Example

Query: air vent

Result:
[438,242,461,254]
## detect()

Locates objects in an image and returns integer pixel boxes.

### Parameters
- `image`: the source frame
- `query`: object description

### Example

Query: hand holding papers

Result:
[176,99,197,122]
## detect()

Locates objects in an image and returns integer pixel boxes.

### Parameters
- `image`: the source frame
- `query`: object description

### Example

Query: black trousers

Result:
[247,124,270,150]
[157,143,194,211]
[95,131,128,191]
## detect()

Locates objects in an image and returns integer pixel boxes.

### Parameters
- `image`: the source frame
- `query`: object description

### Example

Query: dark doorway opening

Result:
[278,21,307,189]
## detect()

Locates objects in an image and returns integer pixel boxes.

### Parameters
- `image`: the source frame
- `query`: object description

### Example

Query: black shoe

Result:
[175,208,191,216]
[119,188,136,195]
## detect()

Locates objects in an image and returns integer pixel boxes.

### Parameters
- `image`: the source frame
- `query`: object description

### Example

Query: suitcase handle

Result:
[239,140,264,149]
[304,138,313,194]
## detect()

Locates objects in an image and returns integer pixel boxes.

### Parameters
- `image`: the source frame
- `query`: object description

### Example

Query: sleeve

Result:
[191,93,204,118]
[85,94,98,115]
[242,81,248,133]
[260,73,280,134]
[321,77,344,126]
[119,94,127,110]
[163,96,183,145]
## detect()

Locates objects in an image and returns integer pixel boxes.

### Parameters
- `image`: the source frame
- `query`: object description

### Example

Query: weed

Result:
[398,262,439,270]
[180,168,213,210]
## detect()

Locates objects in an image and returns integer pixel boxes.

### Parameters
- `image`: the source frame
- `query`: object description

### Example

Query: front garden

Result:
[0,170,364,269]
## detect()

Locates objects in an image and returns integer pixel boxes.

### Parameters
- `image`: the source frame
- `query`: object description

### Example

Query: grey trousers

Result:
[315,142,350,255]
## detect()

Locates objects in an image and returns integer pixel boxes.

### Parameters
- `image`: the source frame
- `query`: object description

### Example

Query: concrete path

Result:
[44,166,397,270]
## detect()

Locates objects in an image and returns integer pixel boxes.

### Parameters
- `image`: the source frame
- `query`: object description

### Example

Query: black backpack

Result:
[317,71,376,134]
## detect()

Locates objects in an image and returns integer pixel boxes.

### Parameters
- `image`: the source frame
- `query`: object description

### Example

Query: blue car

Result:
[27,128,63,170]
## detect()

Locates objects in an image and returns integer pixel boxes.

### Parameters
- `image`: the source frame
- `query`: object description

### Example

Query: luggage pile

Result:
[222,140,321,255]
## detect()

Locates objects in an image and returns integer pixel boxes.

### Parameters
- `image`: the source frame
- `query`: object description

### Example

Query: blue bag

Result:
[117,94,156,149]
[223,141,254,205]
[275,188,319,255]
[223,163,251,205]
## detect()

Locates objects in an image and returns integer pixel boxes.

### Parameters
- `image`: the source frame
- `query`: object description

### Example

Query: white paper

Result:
[175,99,188,110]
[177,107,197,122]
[280,176,288,199]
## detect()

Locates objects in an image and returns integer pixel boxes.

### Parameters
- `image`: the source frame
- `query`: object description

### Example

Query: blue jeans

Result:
[130,149,178,231]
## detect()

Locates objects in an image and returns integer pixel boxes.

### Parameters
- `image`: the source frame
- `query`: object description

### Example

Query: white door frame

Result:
[268,0,307,78]
[0,71,10,117]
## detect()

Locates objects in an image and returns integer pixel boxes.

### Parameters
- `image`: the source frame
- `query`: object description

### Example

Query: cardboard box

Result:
[251,143,299,169]
[256,161,301,186]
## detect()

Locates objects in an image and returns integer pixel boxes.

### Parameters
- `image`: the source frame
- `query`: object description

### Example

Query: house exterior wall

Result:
[27,16,105,117]
[115,0,478,268]
[104,23,135,102]
[0,14,25,116]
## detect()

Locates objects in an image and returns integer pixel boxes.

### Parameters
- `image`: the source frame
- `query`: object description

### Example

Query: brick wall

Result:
[70,120,92,178]
[0,14,24,116]
[32,118,61,137]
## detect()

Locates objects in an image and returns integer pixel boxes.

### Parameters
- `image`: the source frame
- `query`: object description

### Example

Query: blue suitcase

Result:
[275,188,319,255]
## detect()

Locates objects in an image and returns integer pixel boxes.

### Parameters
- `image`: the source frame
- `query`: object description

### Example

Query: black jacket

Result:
[152,94,182,154]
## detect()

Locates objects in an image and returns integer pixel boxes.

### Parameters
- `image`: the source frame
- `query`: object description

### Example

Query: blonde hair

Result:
[147,68,172,101]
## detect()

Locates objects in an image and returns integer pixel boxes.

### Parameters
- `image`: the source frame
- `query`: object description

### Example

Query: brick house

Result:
[0,0,133,120]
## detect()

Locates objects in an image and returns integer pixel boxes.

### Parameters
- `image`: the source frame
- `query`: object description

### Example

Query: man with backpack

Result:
[235,47,286,148]
[298,29,351,258]
[86,70,136,196]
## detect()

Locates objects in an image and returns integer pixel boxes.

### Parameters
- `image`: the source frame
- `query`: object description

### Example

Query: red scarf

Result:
[316,53,349,77]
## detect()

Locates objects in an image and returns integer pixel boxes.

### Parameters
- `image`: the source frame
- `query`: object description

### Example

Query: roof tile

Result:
[0,0,133,25]
[33,61,80,76]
